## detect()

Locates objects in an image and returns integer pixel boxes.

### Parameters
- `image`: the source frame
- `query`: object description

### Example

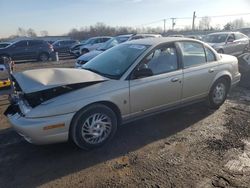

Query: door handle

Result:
[208,69,215,73]
[171,77,179,82]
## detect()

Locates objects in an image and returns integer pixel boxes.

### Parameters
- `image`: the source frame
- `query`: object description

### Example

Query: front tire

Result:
[208,78,229,109]
[70,104,118,150]
[39,53,49,62]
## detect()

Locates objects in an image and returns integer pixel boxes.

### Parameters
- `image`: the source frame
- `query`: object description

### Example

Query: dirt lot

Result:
[1,60,250,188]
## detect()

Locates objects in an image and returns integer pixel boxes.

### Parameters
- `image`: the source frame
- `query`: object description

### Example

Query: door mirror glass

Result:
[134,68,153,79]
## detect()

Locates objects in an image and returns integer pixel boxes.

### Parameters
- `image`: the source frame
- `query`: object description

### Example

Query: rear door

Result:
[26,40,43,59]
[235,33,249,54]
[177,41,218,103]
[224,34,237,55]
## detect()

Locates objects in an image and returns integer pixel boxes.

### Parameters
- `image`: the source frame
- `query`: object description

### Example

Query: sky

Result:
[0,0,250,38]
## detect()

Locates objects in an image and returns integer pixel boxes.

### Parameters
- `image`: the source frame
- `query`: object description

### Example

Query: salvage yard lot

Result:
[1,60,250,188]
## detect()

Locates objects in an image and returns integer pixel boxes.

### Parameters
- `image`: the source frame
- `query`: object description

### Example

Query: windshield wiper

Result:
[82,68,119,79]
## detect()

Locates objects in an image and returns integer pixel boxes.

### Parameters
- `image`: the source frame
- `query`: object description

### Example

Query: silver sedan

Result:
[5,38,241,149]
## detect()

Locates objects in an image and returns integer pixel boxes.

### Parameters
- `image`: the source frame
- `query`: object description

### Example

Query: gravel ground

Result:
[0,60,250,188]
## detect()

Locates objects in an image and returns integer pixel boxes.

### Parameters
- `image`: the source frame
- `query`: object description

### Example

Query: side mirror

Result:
[134,68,153,79]
[227,38,234,43]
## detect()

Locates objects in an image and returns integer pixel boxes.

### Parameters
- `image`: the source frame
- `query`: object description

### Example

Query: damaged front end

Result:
[4,80,105,117]
[4,68,108,117]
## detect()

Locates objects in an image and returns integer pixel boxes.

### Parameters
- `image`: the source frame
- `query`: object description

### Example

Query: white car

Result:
[79,36,112,55]
[204,32,249,56]
[5,38,241,149]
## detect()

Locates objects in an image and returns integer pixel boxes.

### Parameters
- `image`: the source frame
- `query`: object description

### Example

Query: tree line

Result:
[1,18,250,41]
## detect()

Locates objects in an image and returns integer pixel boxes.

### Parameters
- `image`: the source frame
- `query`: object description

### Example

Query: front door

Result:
[129,44,183,117]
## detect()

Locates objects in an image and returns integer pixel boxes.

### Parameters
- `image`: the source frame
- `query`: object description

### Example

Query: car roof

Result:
[208,31,243,35]
[124,37,202,46]
[116,34,133,37]
[89,36,112,39]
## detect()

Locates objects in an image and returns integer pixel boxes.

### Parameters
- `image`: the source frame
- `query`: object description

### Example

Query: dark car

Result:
[52,40,79,54]
[0,42,11,48]
[0,40,53,62]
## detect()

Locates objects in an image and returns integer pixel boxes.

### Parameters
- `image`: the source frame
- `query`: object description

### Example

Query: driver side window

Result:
[227,34,235,42]
[137,45,178,77]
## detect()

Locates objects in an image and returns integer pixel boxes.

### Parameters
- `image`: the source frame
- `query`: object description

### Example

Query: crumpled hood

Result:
[78,50,103,62]
[13,68,108,94]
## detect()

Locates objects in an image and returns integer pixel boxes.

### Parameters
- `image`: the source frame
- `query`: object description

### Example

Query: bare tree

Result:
[231,18,245,29]
[17,27,26,36]
[26,28,37,37]
[40,30,49,36]
[199,16,211,30]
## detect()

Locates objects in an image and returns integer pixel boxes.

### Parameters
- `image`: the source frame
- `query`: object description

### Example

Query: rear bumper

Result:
[231,72,241,88]
[6,109,74,145]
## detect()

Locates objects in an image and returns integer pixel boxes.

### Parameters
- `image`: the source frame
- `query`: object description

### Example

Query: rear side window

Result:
[101,38,110,43]
[28,40,44,46]
[205,47,216,62]
[15,41,28,47]
[235,33,246,40]
[178,42,206,68]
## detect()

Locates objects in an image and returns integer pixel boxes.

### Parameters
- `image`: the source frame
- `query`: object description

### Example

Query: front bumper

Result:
[6,107,75,145]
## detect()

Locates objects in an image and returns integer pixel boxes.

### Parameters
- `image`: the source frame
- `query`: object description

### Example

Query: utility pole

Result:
[163,19,166,34]
[171,18,176,30]
[192,11,196,31]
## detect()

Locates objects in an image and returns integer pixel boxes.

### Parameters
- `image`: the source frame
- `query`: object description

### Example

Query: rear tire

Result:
[70,104,118,150]
[217,49,224,54]
[207,78,229,109]
[39,53,49,62]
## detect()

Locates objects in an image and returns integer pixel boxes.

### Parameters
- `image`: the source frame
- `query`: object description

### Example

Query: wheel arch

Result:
[210,71,232,91]
[69,100,122,140]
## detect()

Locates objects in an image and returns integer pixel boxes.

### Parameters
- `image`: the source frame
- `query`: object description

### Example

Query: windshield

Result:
[82,44,149,79]
[97,38,119,51]
[204,34,228,43]
[116,36,130,43]
[83,38,96,45]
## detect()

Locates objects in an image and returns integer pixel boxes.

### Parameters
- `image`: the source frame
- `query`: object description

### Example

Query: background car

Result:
[5,38,240,150]
[0,42,11,48]
[75,37,120,68]
[70,37,111,57]
[203,32,249,56]
[52,39,79,54]
[128,34,162,41]
[0,39,54,62]
[115,34,133,43]
[79,36,111,56]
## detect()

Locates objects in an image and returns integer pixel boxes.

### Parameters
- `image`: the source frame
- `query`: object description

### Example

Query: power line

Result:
[135,12,250,28]
[197,12,250,18]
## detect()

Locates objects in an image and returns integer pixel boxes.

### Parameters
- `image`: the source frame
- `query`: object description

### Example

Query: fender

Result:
[209,70,232,91]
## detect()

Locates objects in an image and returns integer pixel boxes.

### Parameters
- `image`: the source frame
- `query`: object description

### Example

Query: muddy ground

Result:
[0,60,250,188]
